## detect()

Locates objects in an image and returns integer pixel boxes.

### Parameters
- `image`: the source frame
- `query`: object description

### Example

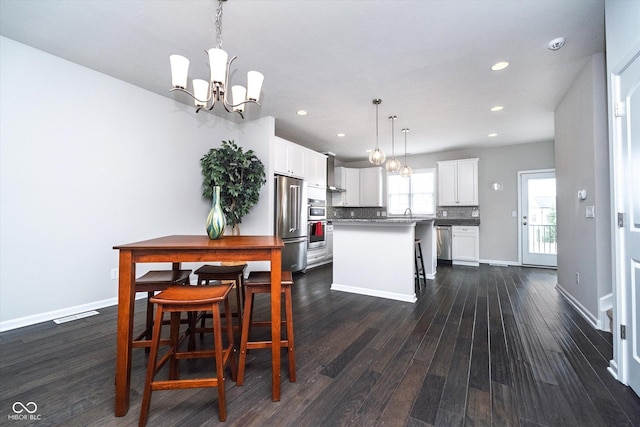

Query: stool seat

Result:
[237,270,295,385]
[150,284,232,306]
[195,263,247,279]
[139,283,237,425]
[244,271,294,288]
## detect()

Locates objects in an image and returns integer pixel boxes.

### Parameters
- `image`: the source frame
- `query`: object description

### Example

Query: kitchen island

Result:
[331,218,436,303]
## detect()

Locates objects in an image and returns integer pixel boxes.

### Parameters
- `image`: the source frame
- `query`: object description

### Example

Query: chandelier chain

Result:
[215,0,224,49]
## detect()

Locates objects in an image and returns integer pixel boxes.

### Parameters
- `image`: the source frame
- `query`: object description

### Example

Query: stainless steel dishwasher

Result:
[437,225,452,262]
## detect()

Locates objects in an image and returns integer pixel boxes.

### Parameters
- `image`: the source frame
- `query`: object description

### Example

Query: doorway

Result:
[519,170,557,267]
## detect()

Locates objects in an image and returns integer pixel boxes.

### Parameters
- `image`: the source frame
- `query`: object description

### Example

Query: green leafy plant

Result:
[200,140,266,234]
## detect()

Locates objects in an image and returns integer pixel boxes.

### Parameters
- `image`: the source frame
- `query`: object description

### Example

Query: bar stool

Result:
[139,283,237,425]
[237,271,296,386]
[134,269,192,350]
[194,264,247,333]
[414,239,426,292]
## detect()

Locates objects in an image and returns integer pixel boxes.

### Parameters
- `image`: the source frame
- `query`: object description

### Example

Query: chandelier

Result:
[399,128,412,177]
[169,0,263,118]
[385,115,402,172]
[368,99,386,165]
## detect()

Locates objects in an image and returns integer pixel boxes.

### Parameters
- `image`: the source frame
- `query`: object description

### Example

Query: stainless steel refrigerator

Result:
[274,175,308,272]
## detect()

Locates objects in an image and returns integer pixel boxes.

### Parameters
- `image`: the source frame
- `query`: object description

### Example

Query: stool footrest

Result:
[151,378,219,390]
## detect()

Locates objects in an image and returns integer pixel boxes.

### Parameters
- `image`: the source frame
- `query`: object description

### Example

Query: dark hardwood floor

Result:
[1,264,639,426]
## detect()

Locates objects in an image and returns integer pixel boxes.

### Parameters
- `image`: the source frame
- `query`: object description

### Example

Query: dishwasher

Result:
[436,225,452,262]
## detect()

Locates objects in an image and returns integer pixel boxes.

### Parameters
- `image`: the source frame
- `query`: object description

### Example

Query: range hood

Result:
[325,152,345,192]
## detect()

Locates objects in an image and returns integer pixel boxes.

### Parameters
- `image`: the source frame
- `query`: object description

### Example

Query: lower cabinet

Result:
[452,226,479,266]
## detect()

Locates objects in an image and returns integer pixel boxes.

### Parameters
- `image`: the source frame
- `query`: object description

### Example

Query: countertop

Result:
[434,218,480,226]
[331,217,436,224]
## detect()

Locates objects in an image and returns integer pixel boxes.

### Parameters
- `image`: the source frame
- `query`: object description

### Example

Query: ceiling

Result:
[0,0,605,162]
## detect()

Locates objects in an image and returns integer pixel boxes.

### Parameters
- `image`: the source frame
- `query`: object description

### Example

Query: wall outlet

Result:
[576,272,580,284]
[111,268,118,280]
[586,205,595,218]
[442,211,447,217]
[376,211,380,217]
[472,210,479,217]
[512,211,517,218]
[350,211,355,217]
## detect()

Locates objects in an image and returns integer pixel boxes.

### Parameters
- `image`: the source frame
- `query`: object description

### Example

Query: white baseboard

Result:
[480,258,519,266]
[0,294,145,333]
[555,283,600,329]
[599,293,613,332]
[330,283,417,303]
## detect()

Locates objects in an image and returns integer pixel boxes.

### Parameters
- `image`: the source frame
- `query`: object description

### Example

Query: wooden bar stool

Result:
[134,269,192,350]
[139,283,237,426]
[194,264,247,333]
[237,271,295,386]
[414,239,426,292]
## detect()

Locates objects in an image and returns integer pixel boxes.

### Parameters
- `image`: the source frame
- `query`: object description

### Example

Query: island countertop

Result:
[331,217,435,224]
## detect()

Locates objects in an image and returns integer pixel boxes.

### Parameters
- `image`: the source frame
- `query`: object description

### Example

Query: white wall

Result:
[0,37,274,330]
[344,141,556,264]
[554,52,610,323]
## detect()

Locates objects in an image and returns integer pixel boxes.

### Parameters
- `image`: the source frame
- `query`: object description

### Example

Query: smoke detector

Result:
[548,37,566,51]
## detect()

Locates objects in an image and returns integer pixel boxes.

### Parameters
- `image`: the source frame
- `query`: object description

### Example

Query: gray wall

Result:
[554,52,610,321]
[344,141,555,264]
[0,37,276,329]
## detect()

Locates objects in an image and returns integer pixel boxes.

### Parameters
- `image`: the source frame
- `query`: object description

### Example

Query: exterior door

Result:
[615,50,640,396]
[519,170,557,267]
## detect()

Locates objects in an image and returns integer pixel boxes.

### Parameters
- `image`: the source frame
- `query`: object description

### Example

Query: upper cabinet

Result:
[274,137,305,178]
[359,167,383,207]
[304,150,327,188]
[437,158,479,206]
[333,166,383,207]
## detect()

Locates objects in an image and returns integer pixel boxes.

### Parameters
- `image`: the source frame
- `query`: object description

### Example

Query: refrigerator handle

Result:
[289,184,299,233]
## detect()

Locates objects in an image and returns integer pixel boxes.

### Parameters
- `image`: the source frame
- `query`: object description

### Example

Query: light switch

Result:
[512,211,517,218]
[586,205,595,218]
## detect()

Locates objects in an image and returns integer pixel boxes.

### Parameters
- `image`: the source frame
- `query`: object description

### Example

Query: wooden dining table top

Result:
[113,234,284,250]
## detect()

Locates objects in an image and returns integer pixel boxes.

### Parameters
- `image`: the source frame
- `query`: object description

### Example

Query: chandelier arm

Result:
[169,87,215,105]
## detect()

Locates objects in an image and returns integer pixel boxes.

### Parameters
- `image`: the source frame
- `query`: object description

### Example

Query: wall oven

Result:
[308,219,327,249]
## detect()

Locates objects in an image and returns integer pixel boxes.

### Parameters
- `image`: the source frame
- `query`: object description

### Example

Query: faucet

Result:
[404,208,413,219]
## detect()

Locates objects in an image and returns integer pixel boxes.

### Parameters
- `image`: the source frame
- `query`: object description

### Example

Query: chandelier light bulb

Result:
[399,164,413,178]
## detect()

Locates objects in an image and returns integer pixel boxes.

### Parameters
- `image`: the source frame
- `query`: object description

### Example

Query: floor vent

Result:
[53,310,99,324]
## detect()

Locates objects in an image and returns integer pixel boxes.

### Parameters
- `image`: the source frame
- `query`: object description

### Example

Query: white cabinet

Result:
[274,137,305,178]
[359,167,383,207]
[304,150,327,188]
[437,158,479,206]
[333,167,358,206]
[332,167,383,207]
[452,226,479,266]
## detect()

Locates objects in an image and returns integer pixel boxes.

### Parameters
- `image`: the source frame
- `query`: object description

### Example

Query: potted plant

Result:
[200,140,266,236]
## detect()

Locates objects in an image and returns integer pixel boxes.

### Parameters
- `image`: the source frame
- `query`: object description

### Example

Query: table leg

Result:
[115,251,135,416]
[270,249,282,401]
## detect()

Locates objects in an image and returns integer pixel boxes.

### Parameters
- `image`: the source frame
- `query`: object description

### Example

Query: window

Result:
[387,169,435,215]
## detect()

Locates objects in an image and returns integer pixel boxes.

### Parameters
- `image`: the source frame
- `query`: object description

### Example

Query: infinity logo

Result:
[12,401,38,414]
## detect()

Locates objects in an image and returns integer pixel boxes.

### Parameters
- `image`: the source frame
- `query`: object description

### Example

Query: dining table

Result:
[112,234,284,417]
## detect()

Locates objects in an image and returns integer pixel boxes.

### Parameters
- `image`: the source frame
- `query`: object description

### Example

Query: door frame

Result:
[609,46,640,393]
[517,168,557,267]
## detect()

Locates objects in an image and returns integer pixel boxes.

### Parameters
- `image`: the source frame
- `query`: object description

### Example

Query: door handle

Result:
[523,221,528,226]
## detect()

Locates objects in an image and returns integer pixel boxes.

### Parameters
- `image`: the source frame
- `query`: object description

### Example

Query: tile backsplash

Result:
[436,206,480,219]
[329,207,386,219]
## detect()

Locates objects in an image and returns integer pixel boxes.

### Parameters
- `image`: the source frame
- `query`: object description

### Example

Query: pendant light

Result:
[385,115,402,172]
[399,128,412,178]
[368,99,386,165]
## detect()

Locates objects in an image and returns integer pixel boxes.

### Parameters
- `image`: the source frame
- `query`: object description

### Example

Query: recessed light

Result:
[490,106,504,112]
[491,61,509,71]
[337,133,346,137]
[296,110,308,116]
[488,133,498,137]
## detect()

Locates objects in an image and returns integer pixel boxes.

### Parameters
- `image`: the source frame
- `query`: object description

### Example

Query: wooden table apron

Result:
[113,235,283,417]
